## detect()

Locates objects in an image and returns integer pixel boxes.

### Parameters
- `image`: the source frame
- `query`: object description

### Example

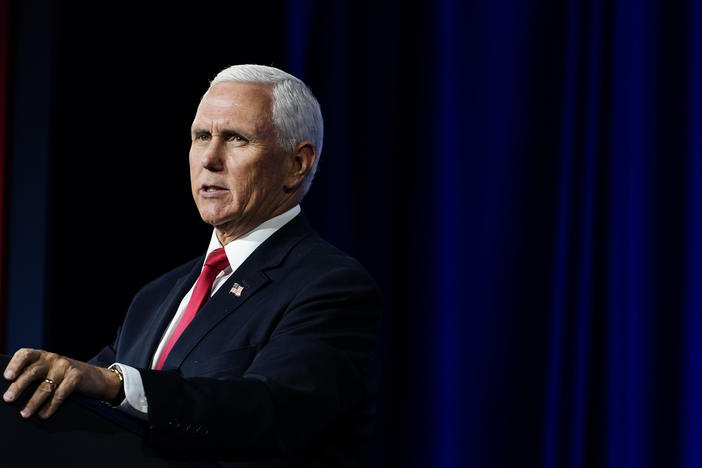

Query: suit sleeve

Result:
[139,264,382,461]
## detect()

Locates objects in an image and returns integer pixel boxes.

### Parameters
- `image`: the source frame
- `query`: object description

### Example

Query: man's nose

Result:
[200,139,225,172]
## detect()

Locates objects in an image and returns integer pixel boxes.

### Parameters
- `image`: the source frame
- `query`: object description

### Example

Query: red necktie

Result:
[155,248,230,370]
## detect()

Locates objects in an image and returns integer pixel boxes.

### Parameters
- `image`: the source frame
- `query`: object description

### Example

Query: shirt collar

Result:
[204,205,301,273]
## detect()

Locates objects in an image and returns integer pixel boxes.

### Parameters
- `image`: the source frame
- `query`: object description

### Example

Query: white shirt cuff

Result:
[110,363,149,420]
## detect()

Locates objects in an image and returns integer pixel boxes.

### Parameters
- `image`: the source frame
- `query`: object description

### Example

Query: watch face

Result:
[101,366,125,407]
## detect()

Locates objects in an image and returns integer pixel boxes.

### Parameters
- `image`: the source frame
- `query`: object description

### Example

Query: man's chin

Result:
[204,217,254,243]
[203,217,238,229]
[197,212,231,228]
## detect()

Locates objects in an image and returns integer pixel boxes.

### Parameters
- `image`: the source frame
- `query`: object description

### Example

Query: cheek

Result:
[244,166,275,197]
[253,152,285,181]
[188,152,198,180]
[189,150,212,192]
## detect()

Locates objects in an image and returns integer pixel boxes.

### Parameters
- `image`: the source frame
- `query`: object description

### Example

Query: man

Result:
[2,65,381,466]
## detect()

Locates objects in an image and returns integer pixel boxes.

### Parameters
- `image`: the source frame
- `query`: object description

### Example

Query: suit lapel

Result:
[161,269,270,370]
[134,260,203,368]
[161,213,315,371]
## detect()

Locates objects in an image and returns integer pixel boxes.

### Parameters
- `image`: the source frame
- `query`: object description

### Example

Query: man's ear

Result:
[284,141,316,192]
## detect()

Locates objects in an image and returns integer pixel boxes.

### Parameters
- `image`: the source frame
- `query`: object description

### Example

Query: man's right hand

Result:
[2,348,122,419]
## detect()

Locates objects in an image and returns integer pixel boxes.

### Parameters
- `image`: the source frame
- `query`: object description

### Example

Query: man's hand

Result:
[2,348,122,419]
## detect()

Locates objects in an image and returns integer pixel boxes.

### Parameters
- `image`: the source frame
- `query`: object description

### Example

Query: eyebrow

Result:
[190,116,269,140]
[191,127,212,135]
[190,127,253,141]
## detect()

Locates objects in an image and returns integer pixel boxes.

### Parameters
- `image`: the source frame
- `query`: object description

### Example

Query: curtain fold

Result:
[684,1,702,467]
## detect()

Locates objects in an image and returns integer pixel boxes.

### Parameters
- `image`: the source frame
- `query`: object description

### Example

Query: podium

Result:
[0,355,219,468]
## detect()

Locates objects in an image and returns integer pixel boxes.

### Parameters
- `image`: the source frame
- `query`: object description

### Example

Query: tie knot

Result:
[204,248,230,273]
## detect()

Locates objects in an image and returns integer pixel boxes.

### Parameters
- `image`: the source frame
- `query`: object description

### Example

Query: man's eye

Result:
[195,134,210,142]
[228,135,247,143]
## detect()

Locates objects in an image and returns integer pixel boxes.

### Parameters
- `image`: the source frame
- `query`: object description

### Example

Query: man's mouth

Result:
[200,185,228,195]
[202,184,226,190]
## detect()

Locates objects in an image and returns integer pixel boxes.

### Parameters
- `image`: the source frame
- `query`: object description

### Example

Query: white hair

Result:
[209,64,324,192]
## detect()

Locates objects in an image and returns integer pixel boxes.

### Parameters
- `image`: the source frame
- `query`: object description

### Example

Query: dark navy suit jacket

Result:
[91,213,382,467]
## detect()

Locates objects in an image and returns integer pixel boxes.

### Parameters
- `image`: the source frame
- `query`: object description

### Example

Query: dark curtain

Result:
[4,0,702,467]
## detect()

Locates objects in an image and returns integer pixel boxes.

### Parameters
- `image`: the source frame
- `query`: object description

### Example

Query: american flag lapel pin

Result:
[229,282,244,297]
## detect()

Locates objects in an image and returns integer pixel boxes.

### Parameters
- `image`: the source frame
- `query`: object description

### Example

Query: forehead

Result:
[193,82,273,131]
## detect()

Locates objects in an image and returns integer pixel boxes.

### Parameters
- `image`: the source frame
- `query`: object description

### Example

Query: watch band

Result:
[101,365,126,407]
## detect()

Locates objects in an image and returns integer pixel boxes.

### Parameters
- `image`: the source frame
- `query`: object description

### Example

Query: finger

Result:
[19,376,57,419]
[20,356,71,418]
[3,359,48,403]
[38,367,80,419]
[3,348,39,381]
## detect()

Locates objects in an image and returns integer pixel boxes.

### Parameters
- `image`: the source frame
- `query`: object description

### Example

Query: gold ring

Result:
[43,378,57,391]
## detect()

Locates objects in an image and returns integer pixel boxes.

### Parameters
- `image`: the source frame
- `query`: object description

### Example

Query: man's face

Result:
[189,82,293,243]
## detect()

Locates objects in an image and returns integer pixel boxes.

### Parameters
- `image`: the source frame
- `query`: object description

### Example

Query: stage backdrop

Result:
[3,1,702,467]
[0,0,8,353]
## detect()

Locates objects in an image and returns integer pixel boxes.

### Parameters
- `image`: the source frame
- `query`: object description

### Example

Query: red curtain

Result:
[0,0,9,351]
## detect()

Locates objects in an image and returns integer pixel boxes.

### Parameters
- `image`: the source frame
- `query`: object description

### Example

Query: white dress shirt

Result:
[112,205,301,418]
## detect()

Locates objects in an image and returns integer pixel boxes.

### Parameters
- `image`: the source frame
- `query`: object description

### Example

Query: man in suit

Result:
[2,65,381,466]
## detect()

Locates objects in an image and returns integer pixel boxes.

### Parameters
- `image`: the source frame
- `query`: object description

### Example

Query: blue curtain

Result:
[284,0,702,466]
